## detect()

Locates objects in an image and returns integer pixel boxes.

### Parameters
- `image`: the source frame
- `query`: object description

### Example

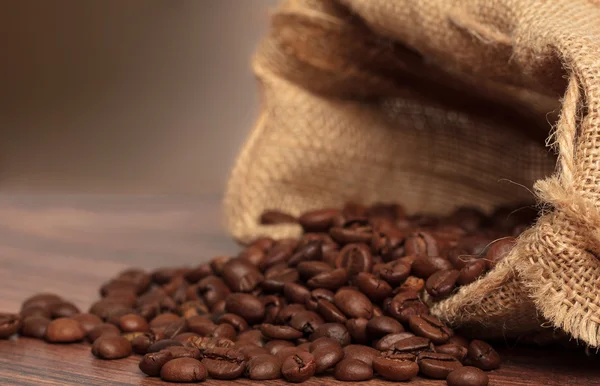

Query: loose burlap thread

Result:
[224,0,600,346]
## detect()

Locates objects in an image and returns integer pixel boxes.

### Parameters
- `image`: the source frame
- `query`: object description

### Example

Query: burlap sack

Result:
[224,0,600,346]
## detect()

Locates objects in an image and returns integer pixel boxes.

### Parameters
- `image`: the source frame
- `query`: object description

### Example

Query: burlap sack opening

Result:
[224,0,600,346]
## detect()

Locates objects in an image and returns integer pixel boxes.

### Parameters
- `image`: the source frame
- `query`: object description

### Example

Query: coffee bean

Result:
[45,317,85,343]
[373,352,419,381]
[457,260,487,286]
[417,351,463,379]
[333,358,373,381]
[484,237,516,270]
[260,324,303,340]
[163,318,188,338]
[92,335,132,359]
[225,293,265,325]
[20,316,50,339]
[173,332,199,344]
[0,313,22,339]
[305,289,335,311]
[186,336,234,352]
[118,313,149,333]
[392,336,434,355]
[237,344,270,358]
[333,288,372,319]
[378,260,412,286]
[275,304,307,325]
[87,323,120,343]
[354,272,392,302]
[147,339,183,353]
[374,332,415,351]
[316,299,347,324]
[215,313,248,333]
[447,366,489,386]
[20,306,52,320]
[149,313,181,329]
[22,293,62,311]
[72,313,103,335]
[210,323,237,340]
[448,248,479,269]
[307,268,348,290]
[426,269,460,297]
[197,276,231,309]
[309,323,351,346]
[260,210,297,225]
[283,282,311,304]
[405,232,439,256]
[245,354,282,380]
[298,208,340,232]
[335,243,373,276]
[132,331,163,354]
[202,347,246,379]
[281,351,316,383]
[160,357,207,382]
[288,240,323,267]
[297,261,332,281]
[408,314,453,344]
[330,218,373,245]
[183,263,213,284]
[162,345,202,360]
[236,329,264,347]
[187,317,216,336]
[265,339,295,355]
[263,241,296,269]
[289,311,324,335]
[371,230,405,261]
[343,344,379,366]
[398,276,425,292]
[222,259,264,293]
[467,340,501,370]
[262,268,298,293]
[448,335,470,348]
[139,350,174,376]
[386,291,429,323]
[436,343,468,362]
[346,318,369,344]
[412,255,454,278]
[50,301,81,319]
[310,339,344,374]
[366,316,404,339]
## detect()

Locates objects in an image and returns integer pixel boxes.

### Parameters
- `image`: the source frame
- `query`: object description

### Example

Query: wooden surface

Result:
[1,195,599,386]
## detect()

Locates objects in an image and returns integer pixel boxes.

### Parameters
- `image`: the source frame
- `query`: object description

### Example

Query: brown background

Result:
[0,0,277,194]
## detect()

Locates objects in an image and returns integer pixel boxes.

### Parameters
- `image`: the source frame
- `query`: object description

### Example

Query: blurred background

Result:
[0,0,278,194]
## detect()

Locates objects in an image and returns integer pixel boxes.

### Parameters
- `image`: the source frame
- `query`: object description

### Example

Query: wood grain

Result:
[1,195,599,386]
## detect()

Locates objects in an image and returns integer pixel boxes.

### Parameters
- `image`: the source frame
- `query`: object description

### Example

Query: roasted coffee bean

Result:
[297,261,332,281]
[436,343,468,362]
[132,331,163,354]
[22,293,62,311]
[311,340,344,374]
[457,260,487,286]
[92,335,132,359]
[160,357,207,382]
[335,243,373,276]
[197,276,231,309]
[20,315,50,339]
[283,282,311,304]
[262,296,284,324]
[373,352,419,381]
[366,316,404,339]
[447,366,489,386]
[45,317,85,343]
[333,288,372,319]
[173,332,199,344]
[468,340,501,370]
[122,331,145,343]
[307,268,348,290]
[392,336,434,355]
[163,318,188,338]
[184,263,213,284]
[265,339,295,355]
[162,345,202,360]
[238,245,268,267]
[408,314,453,344]
[316,299,347,324]
[386,291,429,323]
[343,344,379,366]
[306,289,335,311]
[354,272,392,302]
[222,259,263,293]
[412,255,454,278]
[399,276,426,293]
[209,323,236,340]
[87,323,120,343]
[484,237,516,270]
[371,230,405,261]
[118,313,149,333]
[289,311,324,335]
[237,344,270,358]
[72,313,102,335]
[281,351,317,383]
[260,324,303,340]
[333,358,373,381]
[20,306,52,320]
[186,336,234,351]
[288,240,323,267]
[149,313,181,329]
[209,256,232,276]
[405,232,439,256]
[237,329,264,347]
[262,268,299,292]
[426,269,460,297]
[187,317,216,336]
[275,304,307,325]
[215,313,248,333]
[309,323,351,346]
[202,347,246,379]
[50,301,80,318]
[448,248,479,269]
[448,335,470,349]
[139,350,174,376]
[0,313,22,339]
[263,241,296,269]
[245,354,282,380]
[374,332,415,351]
[147,339,183,353]
[417,351,463,379]
[378,260,411,286]
[225,293,265,324]
[152,267,182,285]
[346,318,369,344]
[298,208,340,232]
[260,210,297,225]
[330,218,373,245]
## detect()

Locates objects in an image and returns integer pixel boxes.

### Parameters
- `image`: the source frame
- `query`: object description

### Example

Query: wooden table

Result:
[1,195,599,385]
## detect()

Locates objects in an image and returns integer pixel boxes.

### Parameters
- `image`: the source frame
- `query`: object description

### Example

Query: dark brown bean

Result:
[316,299,347,324]
[346,318,369,345]
[484,237,516,270]
[45,318,85,343]
[215,313,248,333]
[222,259,264,293]
[425,269,459,297]
[131,331,164,354]
[281,351,317,383]
[343,344,379,366]
[275,304,307,325]
[411,255,454,278]
[92,335,132,359]
[72,313,102,335]
[22,293,62,311]
[408,314,453,344]
[87,323,120,343]
[373,352,419,381]
[392,336,434,355]
[287,240,323,267]
[333,358,373,381]
[468,340,501,370]
[309,323,351,346]
[283,282,311,304]
[458,260,487,285]
[20,316,50,339]
[0,313,22,339]
[245,354,282,380]
[119,313,149,333]
[404,232,439,256]
[307,268,349,290]
[447,366,489,386]
[260,210,297,225]
[184,263,213,284]
[386,291,429,323]
[335,243,373,276]
[160,357,207,382]
[139,350,174,376]
[312,341,344,374]
[201,347,247,379]
[298,208,340,232]
[161,345,202,360]
[147,339,183,353]
[297,261,332,281]
[197,276,231,309]
[366,316,404,339]
[436,343,468,362]
[333,288,372,319]
[305,289,335,311]
[374,332,415,351]
[354,272,392,302]
[289,311,324,335]
[265,339,295,355]
[378,260,412,286]
[225,293,265,325]
[417,351,462,379]
[50,301,81,319]
[398,276,425,293]
[260,324,303,340]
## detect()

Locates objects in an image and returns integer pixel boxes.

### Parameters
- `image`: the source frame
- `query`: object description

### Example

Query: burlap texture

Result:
[224,0,600,346]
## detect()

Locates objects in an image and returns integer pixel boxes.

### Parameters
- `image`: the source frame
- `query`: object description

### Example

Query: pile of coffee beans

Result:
[1,202,538,385]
